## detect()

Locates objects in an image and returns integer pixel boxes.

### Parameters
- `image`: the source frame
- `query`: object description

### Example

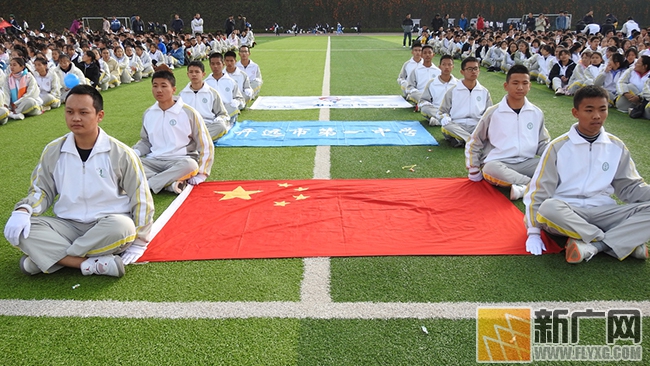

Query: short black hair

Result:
[152,69,176,86]
[439,54,453,64]
[224,50,237,59]
[573,85,608,109]
[422,44,434,52]
[209,52,223,61]
[461,56,479,70]
[66,84,103,112]
[187,60,204,72]
[506,65,530,82]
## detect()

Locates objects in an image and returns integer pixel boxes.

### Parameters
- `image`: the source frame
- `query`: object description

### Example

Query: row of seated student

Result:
[0,29,262,124]
[399,25,650,125]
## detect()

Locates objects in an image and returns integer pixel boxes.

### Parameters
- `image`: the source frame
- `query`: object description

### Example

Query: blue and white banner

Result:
[249,95,413,110]
[216,121,438,147]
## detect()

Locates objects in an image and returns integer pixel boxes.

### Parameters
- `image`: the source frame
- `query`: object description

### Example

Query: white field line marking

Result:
[3,299,650,320]
[302,36,333,305]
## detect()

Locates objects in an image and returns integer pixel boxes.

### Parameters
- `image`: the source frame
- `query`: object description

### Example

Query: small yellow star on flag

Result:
[274,201,290,207]
[215,186,263,201]
[278,183,292,187]
[293,194,309,200]
[294,187,309,191]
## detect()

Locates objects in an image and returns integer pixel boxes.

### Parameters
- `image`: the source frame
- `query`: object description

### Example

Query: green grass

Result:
[1,35,649,364]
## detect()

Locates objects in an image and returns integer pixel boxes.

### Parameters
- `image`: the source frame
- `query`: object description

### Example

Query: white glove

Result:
[4,210,31,246]
[244,89,253,98]
[187,173,207,186]
[526,234,546,255]
[440,116,452,126]
[121,243,147,265]
[230,100,240,109]
[468,168,483,182]
[132,148,141,157]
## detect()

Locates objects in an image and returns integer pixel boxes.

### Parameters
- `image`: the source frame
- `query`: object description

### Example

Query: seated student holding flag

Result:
[133,67,214,194]
[3,85,154,276]
[524,85,650,262]
[466,65,550,201]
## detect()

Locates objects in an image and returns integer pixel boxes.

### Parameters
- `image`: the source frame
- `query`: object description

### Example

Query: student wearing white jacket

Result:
[133,69,214,194]
[135,44,154,78]
[3,58,43,120]
[405,44,441,103]
[418,55,457,126]
[524,86,650,262]
[439,57,492,147]
[236,46,263,99]
[3,85,154,276]
[616,55,650,113]
[33,57,61,110]
[205,52,245,125]
[54,54,87,101]
[224,51,254,105]
[397,42,423,98]
[191,14,204,35]
[124,45,143,82]
[466,65,550,201]
[179,61,229,140]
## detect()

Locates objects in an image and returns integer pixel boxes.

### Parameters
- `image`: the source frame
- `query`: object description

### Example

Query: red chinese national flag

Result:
[139,178,560,262]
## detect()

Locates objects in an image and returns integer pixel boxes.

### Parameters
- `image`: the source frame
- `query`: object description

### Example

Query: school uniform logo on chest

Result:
[527,122,533,130]
[202,98,208,103]
[169,119,177,126]
[477,96,482,101]
[602,162,609,171]
[225,87,231,92]
[96,167,105,178]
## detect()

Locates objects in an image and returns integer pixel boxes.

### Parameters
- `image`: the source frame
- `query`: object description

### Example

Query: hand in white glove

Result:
[132,148,142,157]
[4,210,31,246]
[187,173,207,186]
[525,234,546,255]
[230,100,240,109]
[468,168,483,182]
[245,89,254,98]
[121,243,147,265]
[440,116,452,126]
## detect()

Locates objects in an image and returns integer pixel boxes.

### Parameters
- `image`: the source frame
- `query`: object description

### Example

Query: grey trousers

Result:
[537,199,650,259]
[482,158,539,187]
[18,214,135,273]
[141,157,199,193]
[441,123,475,146]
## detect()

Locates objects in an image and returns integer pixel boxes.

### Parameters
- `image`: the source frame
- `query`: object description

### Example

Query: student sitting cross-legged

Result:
[524,85,650,262]
[466,65,550,201]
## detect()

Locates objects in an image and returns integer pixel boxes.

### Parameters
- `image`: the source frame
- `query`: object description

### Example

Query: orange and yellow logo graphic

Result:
[477,307,532,363]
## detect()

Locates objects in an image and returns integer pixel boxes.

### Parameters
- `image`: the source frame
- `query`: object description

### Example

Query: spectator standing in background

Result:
[402,14,414,48]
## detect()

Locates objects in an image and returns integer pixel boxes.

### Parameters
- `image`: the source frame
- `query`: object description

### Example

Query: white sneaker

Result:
[509,184,527,200]
[9,112,25,120]
[166,180,187,194]
[565,238,598,264]
[19,255,41,275]
[42,105,51,112]
[81,255,125,277]
[631,244,648,260]
[429,116,441,126]
[555,87,565,96]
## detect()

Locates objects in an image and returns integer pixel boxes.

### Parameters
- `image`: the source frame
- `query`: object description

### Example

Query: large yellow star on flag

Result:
[215,186,263,201]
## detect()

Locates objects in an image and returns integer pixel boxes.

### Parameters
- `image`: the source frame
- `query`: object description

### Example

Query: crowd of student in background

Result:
[0,12,260,124]
[400,10,650,119]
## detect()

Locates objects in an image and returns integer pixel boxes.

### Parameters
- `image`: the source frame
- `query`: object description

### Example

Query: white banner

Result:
[249,95,413,110]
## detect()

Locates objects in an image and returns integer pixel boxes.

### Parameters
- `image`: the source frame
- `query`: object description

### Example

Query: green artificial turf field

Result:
[1,34,649,365]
